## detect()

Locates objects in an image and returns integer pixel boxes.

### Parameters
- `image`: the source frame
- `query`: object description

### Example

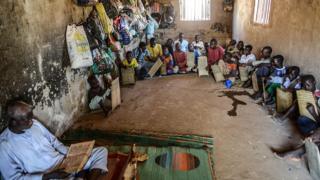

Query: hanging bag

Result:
[66,24,93,69]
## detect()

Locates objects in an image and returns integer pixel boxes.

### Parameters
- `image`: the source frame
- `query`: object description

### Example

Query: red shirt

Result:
[207,46,224,66]
[174,51,187,70]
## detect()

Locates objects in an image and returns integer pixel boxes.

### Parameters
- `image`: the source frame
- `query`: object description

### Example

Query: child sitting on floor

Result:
[236,41,245,56]
[226,39,238,54]
[282,66,301,91]
[265,55,286,105]
[87,75,111,116]
[134,42,151,79]
[218,52,237,78]
[207,38,225,70]
[273,66,301,121]
[173,43,188,73]
[162,46,174,75]
[251,46,273,100]
[296,75,320,136]
[122,51,139,75]
[239,45,256,66]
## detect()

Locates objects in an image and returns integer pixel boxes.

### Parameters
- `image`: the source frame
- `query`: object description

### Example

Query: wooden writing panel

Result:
[148,59,163,78]
[276,88,293,113]
[211,65,225,82]
[198,56,209,77]
[112,77,121,110]
[297,90,318,122]
[121,68,136,85]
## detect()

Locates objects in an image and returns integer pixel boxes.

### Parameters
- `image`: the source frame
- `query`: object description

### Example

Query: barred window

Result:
[253,0,272,25]
[179,0,211,21]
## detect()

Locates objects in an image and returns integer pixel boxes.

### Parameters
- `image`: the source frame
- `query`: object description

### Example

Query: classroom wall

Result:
[233,0,320,82]
[156,0,232,45]
[0,0,92,135]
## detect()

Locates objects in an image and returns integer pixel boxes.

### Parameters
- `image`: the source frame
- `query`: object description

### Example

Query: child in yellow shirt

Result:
[122,51,139,69]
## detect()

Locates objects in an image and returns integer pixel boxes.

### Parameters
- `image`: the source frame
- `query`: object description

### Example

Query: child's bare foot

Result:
[273,152,302,162]
[271,145,305,163]
[272,113,287,124]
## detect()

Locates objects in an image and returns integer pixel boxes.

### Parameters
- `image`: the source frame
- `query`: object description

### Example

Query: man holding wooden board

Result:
[0,101,108,180]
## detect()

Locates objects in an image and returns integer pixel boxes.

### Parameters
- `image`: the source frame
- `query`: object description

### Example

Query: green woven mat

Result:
[62,129,215,180]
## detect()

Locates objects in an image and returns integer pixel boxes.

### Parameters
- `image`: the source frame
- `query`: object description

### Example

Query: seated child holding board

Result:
[162,46,174,75]
[121,51,139,84]
[264,55,286,105]
[173,43,188,74]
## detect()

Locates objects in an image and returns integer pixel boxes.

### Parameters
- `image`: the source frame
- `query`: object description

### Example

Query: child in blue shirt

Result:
[265,55,286,105]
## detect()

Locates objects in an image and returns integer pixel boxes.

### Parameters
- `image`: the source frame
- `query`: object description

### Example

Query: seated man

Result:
[134,42,151,79]
[0,101,108,180]
[174,33,189,52]
[191,35,205,55]
[250,46,273,100]
[146,37,163,72]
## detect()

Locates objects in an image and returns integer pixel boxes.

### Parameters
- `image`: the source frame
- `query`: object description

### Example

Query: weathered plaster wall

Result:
[156,0,232,44]
[0,0,92,135]
[233,0,320,81]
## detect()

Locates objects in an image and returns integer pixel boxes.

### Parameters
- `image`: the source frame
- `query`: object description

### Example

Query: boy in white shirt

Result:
[239,45,256,64]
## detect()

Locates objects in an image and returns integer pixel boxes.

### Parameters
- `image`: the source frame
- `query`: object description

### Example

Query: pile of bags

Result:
[67,0,159,74]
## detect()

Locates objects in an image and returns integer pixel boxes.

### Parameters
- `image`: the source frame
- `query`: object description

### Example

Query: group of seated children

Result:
[119,33,209,80]
[227,41,320,167]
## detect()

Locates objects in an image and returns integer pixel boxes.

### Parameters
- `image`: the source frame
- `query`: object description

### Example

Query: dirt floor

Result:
[72,74,313,180]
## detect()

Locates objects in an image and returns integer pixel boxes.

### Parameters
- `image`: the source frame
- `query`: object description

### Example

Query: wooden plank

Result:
[148,59,163,78]
[211,65,225,82]
[305,138,320,180]
[239,66,249,82]
[297,90,319,122]
[252,70,259,92]
[111,78,121,110]
[58,141,95,173]
[160,64,167,75]
[121,68,135,85]
[198,56,209,77]
[276,88,293,113]
[187,52,195,70]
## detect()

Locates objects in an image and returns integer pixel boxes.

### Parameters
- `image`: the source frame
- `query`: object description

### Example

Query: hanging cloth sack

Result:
[96,3,113,35]
[66,24,93,69]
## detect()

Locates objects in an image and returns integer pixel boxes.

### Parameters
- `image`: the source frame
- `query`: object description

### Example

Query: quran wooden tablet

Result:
[59,141,95,173]
[187,52,195,69]
[239,66,249,82]
[276,88,293,113]
[121,68,136,85]
[148,59,163,78]
[112,77,121,110]
[160,64,167,75]
[211,64,225,82]
[197,56,209,77]
[252,70,259,92]
[297,90,318,122]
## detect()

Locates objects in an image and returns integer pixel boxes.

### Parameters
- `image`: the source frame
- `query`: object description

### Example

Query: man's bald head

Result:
[7,101,34,133]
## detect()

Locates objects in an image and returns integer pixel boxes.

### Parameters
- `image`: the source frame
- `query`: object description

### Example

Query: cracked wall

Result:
[0,0,92,136]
